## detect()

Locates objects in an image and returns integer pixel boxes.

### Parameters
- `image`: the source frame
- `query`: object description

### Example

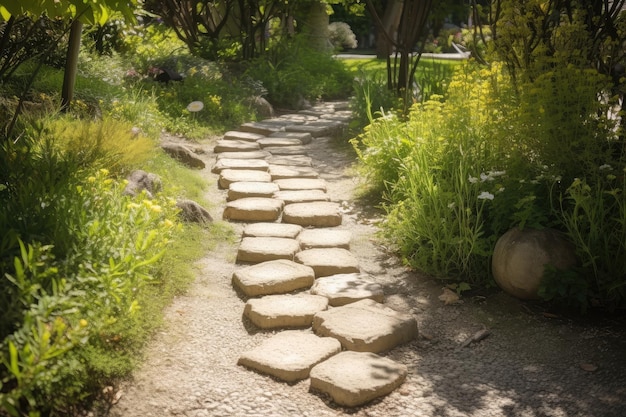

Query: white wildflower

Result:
[599,164,613,171]
[468,175,479,184]
[478,191,495,200]
[448,202,456,209]
[480,172,494,182]
[497,187,505,193]
[186,101,204,112]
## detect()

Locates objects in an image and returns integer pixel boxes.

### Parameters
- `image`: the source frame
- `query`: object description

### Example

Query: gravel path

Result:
[105,120,626,417]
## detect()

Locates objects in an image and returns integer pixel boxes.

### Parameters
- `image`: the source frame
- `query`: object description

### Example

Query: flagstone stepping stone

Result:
[240,121,282,136]
[227,182,280,201]
[244,294,329,329]
[298,228,351,249]
[264,146,309,156]
[258,118,305,127]
[273,190,330,204]
[232,259,315,296]
[285,124,331,137]
[257,137,304,148]
[237,237,300,263]
[211,158,269,174]
[214,140,260,153]
[312,299,418,353]
[278,114,319,123]
[223,131,265,142]
[268,165,319,180]
[320,113,352,122]
[274,178,327,191]
[269,131,312,145]
[310,351,408,407]
[238,331,341,382]
[298,109,329,117]
[243,222,303,239]
[223,198,283,222]
[282,202,342,227]
[218,169,272,189]
[295,248,358,277]
[216,150,271,160]
[267,155,313,167]
[310,273,384,306]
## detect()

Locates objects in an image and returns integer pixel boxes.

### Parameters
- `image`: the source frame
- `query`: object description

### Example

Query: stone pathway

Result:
[214,102,417,407]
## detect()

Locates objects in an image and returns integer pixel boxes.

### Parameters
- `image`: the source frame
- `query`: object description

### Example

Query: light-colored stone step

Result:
[214,140,260,153]
[237,331,341,382]
[269,131,312,145]
[218,169,272,189]
[320,112,353,123]
[211,158,269,174]
[268,165,319,180]
[274,178,327,191]
[277,114,319,123]
[244,294,329,329]
[298,228,351,249]
[259,118,305,127]
[242,222,302,239]
[264,146,309,156]
[223,131,265,142]
[232,259,315,296]
[227,182,280,201]
[285,124,331,137]
[310,273,384,306]
[216,150,271,160]
[295,248,359,277]
[312,299,418,353]
[273,190,330,204]
[223,198,283,222]
[267,155,313,167]
[257,138,303,148]
[282,202,342,227]
[310,351,407,407]
[237,236,300,263]
[240,121,282,136]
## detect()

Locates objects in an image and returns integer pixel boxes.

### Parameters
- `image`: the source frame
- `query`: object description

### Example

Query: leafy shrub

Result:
[328,22,358,51]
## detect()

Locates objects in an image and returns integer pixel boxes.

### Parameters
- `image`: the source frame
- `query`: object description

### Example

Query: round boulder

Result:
[492,227,577,300]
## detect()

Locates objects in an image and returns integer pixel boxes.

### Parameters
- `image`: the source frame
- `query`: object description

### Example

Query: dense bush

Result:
[328,22,358,51]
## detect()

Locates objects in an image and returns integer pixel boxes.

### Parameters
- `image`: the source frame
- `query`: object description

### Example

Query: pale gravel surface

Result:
[103,129,626,417]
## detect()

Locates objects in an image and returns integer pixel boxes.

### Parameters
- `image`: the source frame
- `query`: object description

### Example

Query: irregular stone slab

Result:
[218,169,271,189]
[269,131,312,145]
[296,248,358,277]
[278,114,319,123]
[257,137,303,148]
[282,202,342,227]
[227,182,279,201]
[274,178,327,191]
[244,294,329,329]
[240,121,282,136]
[264,146,309,156]
[269,165,319,180]
[312,299,418,353]
[223,131,265,142]
[238,331,341,382]
[310,351,408,407]
[223,198,283,222]
[267,155,313,167]
[257,118,304,127]
[320,113,352,122]
[273,190,330,204]
[161,143,205,169]
[243,222,303,239]
[237,236,300,263]
[326,100,350,110]
[176,199,213,224]
[232,259,315,296]
[216,150,271,160]
[211,158,269,174]
[310,273,384,306]
[285,124,332,137]
[298,229,351,249]
[214,140,260,153]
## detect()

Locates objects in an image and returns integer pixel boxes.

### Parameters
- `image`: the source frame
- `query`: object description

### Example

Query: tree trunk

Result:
[301,0,329,51]
[61,19,83,112]
[375,0,403,59]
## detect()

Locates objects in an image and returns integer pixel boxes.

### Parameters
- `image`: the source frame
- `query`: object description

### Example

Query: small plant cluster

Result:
[352,61,626,311]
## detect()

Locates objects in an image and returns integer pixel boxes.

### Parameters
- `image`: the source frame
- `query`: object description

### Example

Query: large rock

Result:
[295,248,359,277]
[223,198,283,222]
[232,259,315,296]
[282,202,342,227]
[492,227,578,300]
[123,170,161,198]
[310,273,384,306]
[310,351,407,407]
[237,236,300,263]
[244,294,329,329]
[161,143,205,169]
[238,331,341,382]
[176,199,213,224]
[312,299,418,353]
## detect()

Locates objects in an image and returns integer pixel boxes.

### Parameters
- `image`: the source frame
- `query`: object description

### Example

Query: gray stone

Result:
[277,114,319,123]
[161,143,205,169]
[282,202,342,227]
[267,155,313,167]
[274,178,327,191]
[223,198,283,222]
[227,182,280,201]
[240,121,282,136]
[312,299,418,353]
[244,294,329,329]
[214,140,261,153]
[232,259,315,296]
[243,223,303,239]
[273,190,330,204]
[216,150,271,160]
[269,131,313,145]
[298,229,351,249]
[268,165,319,180]
[285,124,332,137]
[264,146,309,156]
[295,248,358,277]
[211,158,269,174]
[218,169,272,189]
[238,331,341,382]
[123,170,161,198]
[246,96,274,118]
[310,273,384,306]
[310,351,407,407]
[223,131,266,142]
[176,199,213,224]
[257,138,303,148]
[237,237,300,263]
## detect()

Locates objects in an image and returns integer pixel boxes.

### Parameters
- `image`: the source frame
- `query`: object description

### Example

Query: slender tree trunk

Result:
[302,0,329,51]
[375,0,403,59]
[61,19,83,112]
